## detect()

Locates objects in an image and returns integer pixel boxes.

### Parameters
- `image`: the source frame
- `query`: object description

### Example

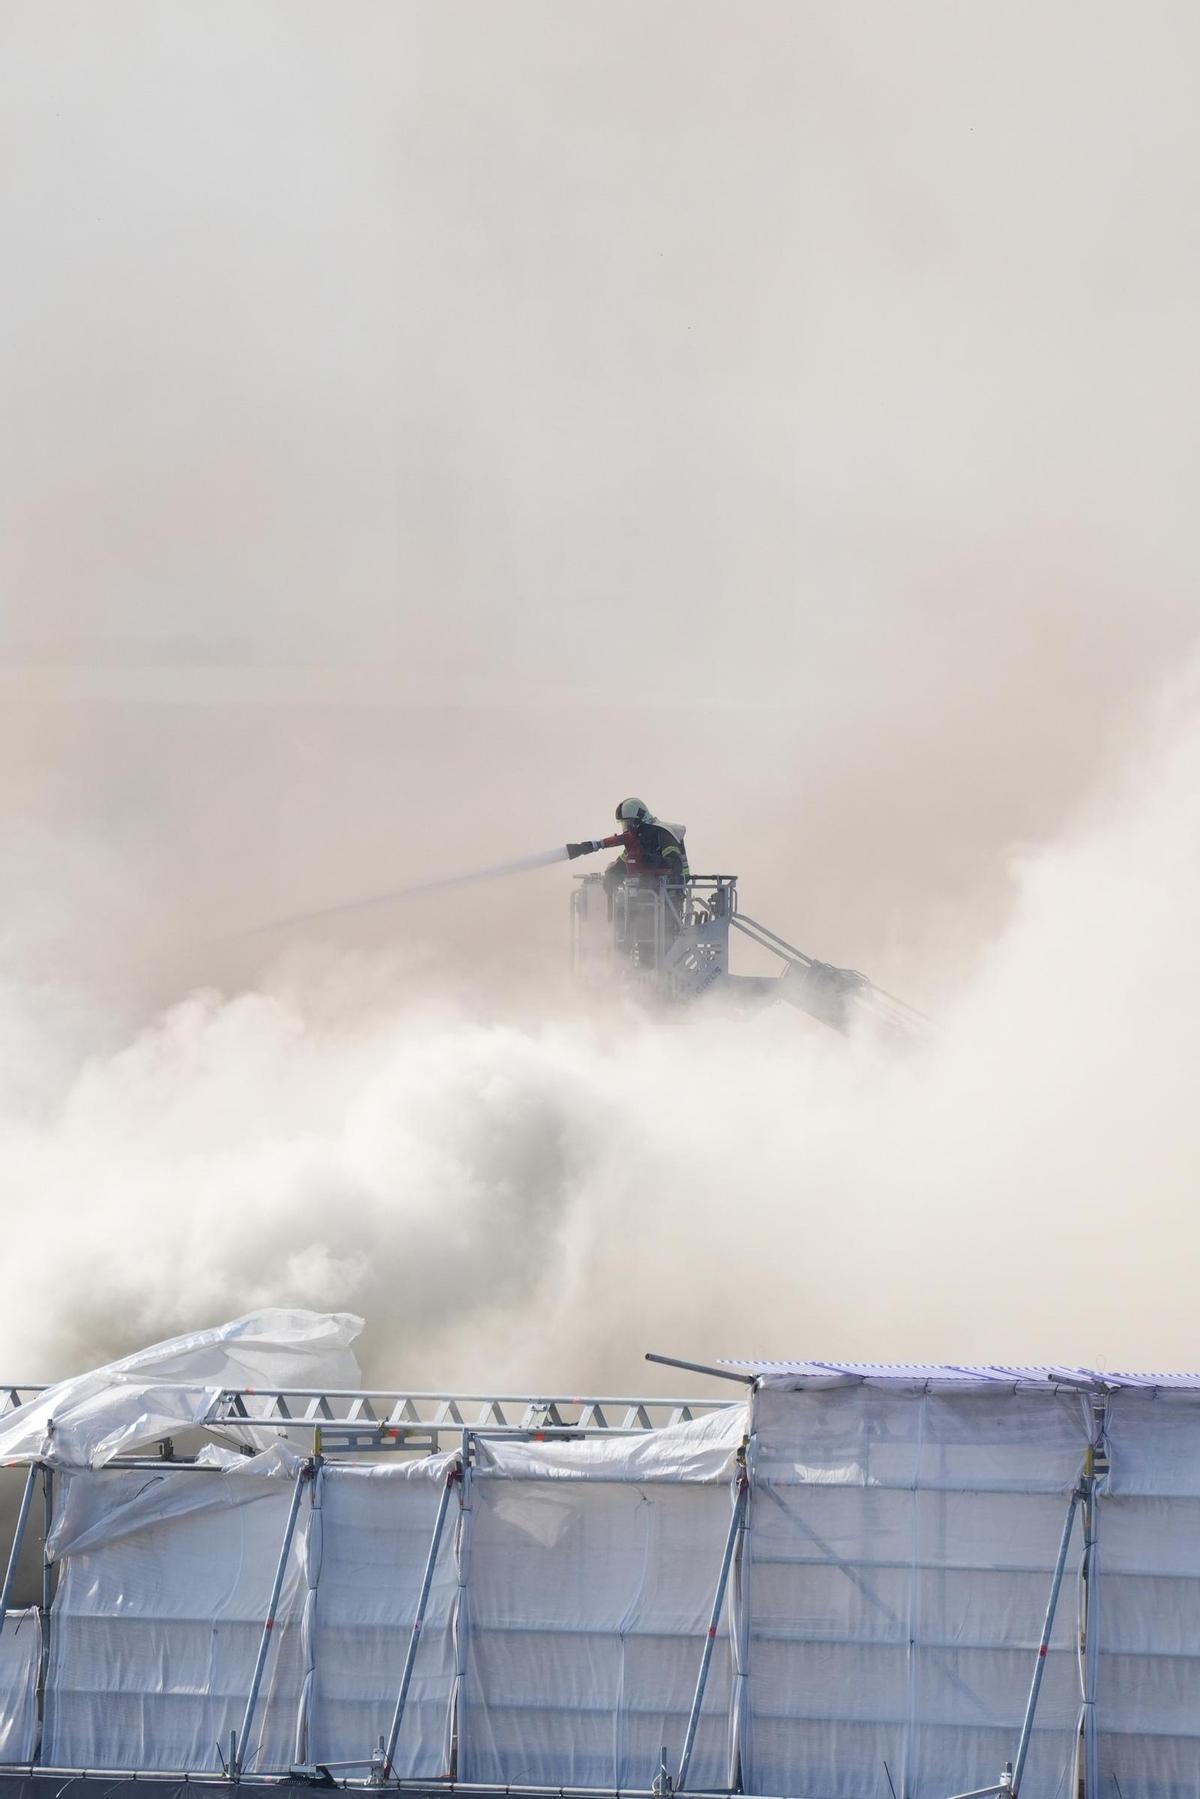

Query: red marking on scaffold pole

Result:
[1038,1643,1048,1657]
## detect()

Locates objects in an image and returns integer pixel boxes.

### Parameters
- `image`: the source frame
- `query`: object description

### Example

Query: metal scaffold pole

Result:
[0,1465,38,1637]
[293,1442,325,1769]
[37,1463,56,1748]
[234,1460,311,1777]
[450,1431,474,1782]
[1081,1436,1101,1799]
[677,1467,749,1794]
[1011,1475,1084,1796]
[382,1458,461,1777]
[726,1449,753,1793]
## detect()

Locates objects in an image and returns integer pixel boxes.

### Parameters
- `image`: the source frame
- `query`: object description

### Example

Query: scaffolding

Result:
[205,1387,732,1455]
[0,1367,1195,1798]
[0,1379,743,1794]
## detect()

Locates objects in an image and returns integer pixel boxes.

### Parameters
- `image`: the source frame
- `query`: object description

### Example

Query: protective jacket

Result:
[602,820,688,897]
[565,814,689,887]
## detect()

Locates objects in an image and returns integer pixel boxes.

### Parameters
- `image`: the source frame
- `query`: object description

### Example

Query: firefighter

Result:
[599,798,688,900]
[564,800,689,891]
[565,801,689,960]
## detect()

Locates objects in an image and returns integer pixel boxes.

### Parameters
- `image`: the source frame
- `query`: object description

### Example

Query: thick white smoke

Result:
[3,662,1197,1390]
[3,1,1199,1399]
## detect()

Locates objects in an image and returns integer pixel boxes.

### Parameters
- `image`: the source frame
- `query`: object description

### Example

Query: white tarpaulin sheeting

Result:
[470,1403,747,1484]
[31,1358,1200,1793]
[1097,1393,1200,1799]
[41,1447,463,1778]
[461,1410,745,1790]
[0,1610,40,1763]
[0,1310,363,1470]
[43,1450,311,1772]
[306,1458,459,1776]
[744,1385,1090,1799]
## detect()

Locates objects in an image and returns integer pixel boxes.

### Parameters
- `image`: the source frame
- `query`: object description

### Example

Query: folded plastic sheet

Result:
[42,1453,312,1772]
[461,1412,745,1790]
[306,1458,459,1776]
[1097,1393,1200,1799]
[45,1442,301,1560]
[0,1311,363,1470]
[744,1385,1090,1799]
[0,1610,40,1764]
[471,1402,747,1483]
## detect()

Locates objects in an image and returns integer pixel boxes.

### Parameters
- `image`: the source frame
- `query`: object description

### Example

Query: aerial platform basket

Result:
[570,870,923,1036]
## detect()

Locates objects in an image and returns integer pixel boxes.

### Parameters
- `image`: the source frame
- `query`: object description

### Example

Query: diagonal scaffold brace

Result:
[380,1457,462,1779]
[0,1465,38,1639]
[1011,1470,1087,1797]
[233,1458,313,1778]
[676,1463,750,1795]
[945,1471,1085,1799]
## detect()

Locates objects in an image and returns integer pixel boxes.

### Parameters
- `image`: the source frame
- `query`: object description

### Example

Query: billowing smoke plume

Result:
[2,658,1197,1388]
[2,5,1199,1388]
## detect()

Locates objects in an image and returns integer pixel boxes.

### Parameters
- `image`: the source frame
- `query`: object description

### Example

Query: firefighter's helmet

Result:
[616,797,652,827]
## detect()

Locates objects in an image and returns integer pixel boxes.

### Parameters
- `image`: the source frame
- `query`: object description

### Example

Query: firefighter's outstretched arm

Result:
[566,833,626,860]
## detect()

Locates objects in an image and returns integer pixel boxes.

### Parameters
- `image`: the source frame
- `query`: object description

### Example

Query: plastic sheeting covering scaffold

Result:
[1097,1392,1200,1799]
[743,1384,1092,1799]
[459,1413,745,1790]
[20,1375,1200,1793]
[39,1449,460,1780]
[0,1614,39,1765]
[42,1448,312,1773]
[306,1458,458,1775]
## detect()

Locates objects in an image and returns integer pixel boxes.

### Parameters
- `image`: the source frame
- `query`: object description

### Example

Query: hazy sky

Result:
[1,5,1198,1385]
[4,2,1198,998]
